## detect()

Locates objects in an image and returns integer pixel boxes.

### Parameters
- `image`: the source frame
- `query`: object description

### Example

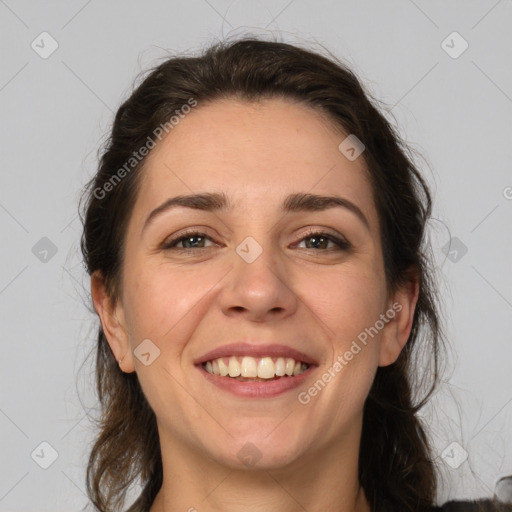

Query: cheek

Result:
[122,262,223,347]
[306,265,387,350]
[120,263,220,418]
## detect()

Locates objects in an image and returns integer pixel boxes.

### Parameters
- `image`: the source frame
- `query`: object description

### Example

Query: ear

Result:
[90,270,135,373]
[378,268,420,367]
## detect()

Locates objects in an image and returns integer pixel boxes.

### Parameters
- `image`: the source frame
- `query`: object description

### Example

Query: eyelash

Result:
[161,228,351,253]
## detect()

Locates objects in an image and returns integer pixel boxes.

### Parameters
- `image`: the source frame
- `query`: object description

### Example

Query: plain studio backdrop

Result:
[0,1,511,510]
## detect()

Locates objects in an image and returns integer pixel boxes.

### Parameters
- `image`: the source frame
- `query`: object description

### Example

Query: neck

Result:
[149,419,371,512]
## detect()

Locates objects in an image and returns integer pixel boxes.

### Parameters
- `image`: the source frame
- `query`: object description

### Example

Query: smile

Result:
[195,342,317,397]
[197,359,315,398]
[202,356,310,380]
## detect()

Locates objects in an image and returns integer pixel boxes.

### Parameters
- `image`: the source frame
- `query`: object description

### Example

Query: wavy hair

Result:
[80,36,448,511]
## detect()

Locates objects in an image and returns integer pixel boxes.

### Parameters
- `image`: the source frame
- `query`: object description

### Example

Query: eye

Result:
[162,230,216,250]
[295,230,351,251]
[162,230,352,252]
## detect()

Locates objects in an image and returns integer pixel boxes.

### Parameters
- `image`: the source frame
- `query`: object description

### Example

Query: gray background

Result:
[1,0,511,510]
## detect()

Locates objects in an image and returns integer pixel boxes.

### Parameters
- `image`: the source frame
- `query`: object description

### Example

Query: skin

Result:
[92,97,419,512]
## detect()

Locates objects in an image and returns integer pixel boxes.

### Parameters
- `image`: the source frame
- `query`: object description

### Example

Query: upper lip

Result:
[194,342,318,366]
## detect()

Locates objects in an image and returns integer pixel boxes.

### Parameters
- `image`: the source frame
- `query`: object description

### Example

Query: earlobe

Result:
[378,272,420,367]
[90,271,135,373]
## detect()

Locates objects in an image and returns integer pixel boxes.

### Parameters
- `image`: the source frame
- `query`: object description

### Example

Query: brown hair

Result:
[80,36,446,511]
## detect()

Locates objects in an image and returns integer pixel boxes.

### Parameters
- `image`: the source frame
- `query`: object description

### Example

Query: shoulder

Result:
[435,500,512,511]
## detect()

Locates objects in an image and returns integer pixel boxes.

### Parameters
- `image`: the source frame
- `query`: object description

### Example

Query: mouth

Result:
[202,355,310,381]
[194,343,318,398]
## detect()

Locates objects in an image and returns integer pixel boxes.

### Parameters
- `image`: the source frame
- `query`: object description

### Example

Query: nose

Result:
[219,242,299,323]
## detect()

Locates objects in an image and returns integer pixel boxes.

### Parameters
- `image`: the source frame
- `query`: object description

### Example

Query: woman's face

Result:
[96,97,416,470]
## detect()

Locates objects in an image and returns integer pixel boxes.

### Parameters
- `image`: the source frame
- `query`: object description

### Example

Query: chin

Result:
[206,426,307,471]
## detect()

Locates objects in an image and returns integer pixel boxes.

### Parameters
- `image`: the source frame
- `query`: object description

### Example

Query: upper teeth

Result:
[203,356,309,379]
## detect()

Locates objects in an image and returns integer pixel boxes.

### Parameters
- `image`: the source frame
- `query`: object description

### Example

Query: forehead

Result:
[134,97,378,229]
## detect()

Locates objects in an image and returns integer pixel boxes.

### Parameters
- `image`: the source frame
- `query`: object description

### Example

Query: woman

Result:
[79,37,511,512]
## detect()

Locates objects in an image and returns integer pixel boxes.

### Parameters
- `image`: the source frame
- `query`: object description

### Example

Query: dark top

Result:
[435,500,512,511]
[372,498,512,512]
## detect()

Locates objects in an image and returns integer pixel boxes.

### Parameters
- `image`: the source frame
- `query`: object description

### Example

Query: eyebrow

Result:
[141,191,370,234]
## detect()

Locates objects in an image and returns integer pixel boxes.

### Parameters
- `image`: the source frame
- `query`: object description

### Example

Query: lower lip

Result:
[197,365,315,398]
